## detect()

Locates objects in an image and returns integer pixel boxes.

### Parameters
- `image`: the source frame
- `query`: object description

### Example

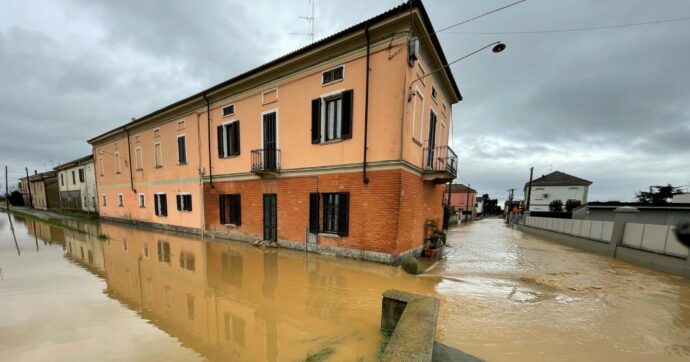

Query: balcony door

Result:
[426,109,437,169]
[262,112,277,170]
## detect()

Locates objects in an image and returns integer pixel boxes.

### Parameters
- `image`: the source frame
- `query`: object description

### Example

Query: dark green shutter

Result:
[232,122,240,156]
[311,98,321,144]
[341,90,353,139]
[161,194,168,216]
[217,125,224,158]
[234,194,242,226]
[338,193,349,236]
[185,195,192,211]
[176,195,182,211]
[309,193,320,233]
[219,195,226,224]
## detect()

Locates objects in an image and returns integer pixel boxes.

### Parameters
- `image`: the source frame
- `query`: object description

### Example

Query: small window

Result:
[180,251,196,272]
[118,194,123,207]
[217,121,240,158]
[431,85,438,101]
[154,193,168,216]
[135,147,143,170]
[222,104,235,117]
[442,102,448,116]
[158,241,171,264]
[98,157,104,176]
[78,169,85,182]
[115,152,121,174]
[143,243,149,258]
[176,194,192,212]
[154,143,163,168]
[60,173,64,186]
[322,65,344,85]
[72,170,76,184]
[138,194,145,208]
[153,128,160,138]
[220,194,241,225]
[134,135,140,143]
[177,135,187,164]
[311,90,353,144]
[176,120,185,130]
[309,192,349,236]
[102,194,107,206]
[262,88,278,104]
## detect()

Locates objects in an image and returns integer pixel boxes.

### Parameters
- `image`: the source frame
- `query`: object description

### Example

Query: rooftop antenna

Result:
[290,0,315,43]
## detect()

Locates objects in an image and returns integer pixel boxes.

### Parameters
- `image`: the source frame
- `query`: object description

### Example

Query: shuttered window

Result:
[157,241,171,263]
[177,135,187,164]
[219,194,241,226]
[309,193,320,233]
[309,192,349,236]
[176,194,192,212]
[154,193,168,216]
[311,89,353,144]
[217,121,241,158]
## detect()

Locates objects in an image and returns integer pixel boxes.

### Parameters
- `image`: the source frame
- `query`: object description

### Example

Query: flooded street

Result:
[1,214,689,361]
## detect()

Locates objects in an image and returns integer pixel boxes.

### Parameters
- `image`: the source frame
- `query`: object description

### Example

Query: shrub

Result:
[549,199,564,212]
[9,191,25,206]
[565,199,582,212]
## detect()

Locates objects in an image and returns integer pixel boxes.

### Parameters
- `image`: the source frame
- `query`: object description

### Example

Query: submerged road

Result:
[429,218,690,361]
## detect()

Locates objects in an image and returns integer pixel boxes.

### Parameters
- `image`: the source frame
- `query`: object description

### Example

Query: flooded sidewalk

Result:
[1,214,689,361]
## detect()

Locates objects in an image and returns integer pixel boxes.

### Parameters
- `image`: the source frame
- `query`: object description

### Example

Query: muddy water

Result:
[1,214,689,361]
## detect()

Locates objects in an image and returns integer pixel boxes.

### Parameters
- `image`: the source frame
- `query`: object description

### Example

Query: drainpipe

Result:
[203,93,214,189]
[362,25,371,185]
[124,127,136,194]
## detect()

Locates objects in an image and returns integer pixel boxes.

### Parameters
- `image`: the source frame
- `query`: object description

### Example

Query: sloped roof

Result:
[54,155,93,171]
[446,183,477,193]
[526,171,592,188]
[28,171,57,182]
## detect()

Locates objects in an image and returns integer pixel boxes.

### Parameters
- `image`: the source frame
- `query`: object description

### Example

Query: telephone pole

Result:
[4,165,8,210]
[465,183,471,221]
[506,188,515,223]
[25,167,34,208]
[526,167,533,212]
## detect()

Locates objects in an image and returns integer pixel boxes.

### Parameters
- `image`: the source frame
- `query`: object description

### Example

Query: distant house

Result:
[54,155,98,213]
[18,177,31,206]
[28,171,59,210]
[444,184,477,219]
[524,171,592,212]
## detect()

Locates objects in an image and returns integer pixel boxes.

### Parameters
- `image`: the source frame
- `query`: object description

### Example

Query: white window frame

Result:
[135,147,143,171]
[102,194,107,206]
[411,85,425,145]
[138,193,146,208]
[319,89,346,143]
[153,142,163,168]
[177,192,192,212]
[261,87,278,105]
[117,193,124,207]
[260,109,279,148]
[222,103,235,118]
[427,106,438,148]
[115,152,121,174]
[155,192,166,216]
[177,134,187,165]
[321,64,345,86]
[220,119,240,158]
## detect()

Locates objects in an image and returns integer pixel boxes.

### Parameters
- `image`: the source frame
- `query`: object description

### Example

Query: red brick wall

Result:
[204,168,442,255]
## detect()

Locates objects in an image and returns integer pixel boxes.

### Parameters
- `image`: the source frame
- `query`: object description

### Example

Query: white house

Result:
[524,171,592,212]
[54,155,98,213]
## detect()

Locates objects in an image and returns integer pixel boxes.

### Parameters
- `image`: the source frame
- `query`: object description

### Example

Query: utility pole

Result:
[465,183,471,221]
[4,165,8,210]
[526,167,533,212]
[25,167,34,208]
[506,188,515,223]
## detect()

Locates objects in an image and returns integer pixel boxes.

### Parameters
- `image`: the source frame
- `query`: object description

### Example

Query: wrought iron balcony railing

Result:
[251,148,280,173]
[423,145,457,177]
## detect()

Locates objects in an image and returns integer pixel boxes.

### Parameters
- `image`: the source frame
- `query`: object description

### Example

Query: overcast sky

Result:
[1,0,689,201]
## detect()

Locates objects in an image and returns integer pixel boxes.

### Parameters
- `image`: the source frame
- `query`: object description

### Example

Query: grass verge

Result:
[2,208,87,234]
[51,209,99,221]
[377,328,394,359]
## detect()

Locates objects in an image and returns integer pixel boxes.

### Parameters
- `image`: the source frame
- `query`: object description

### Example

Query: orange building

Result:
[87,0,460,264]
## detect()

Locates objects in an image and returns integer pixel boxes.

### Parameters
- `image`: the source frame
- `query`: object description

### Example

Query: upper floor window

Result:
[176,120,185,130]
[322,65,344,85]
[78,169,84,182]
[177,135,187,164]
[71,170,76,184]
[262,88,278,104]
[134,135,140,143]
[139,193,145,208]
[442,101,448,116]
[217,121,240,158]
[60,173,64,186]
[154,193,168,216]
[311,90,353,144]
[135,147,143,170]
[154,143,163,168]
[102,194,107,206]
[176,193,192,212]
[153,128,160,138]
[98,157,104,176]
[222,104,235,117]
[115,152,121,174]
[431,85,438,102]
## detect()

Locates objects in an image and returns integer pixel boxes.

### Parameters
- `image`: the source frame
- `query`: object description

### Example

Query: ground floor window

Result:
[154,194,168,216]
[157,241,171,264]
[176,194,192,212]
[309,192,349,236]
[219,194,241,225]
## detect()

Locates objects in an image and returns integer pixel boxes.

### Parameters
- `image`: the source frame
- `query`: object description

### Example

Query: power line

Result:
[459,162,524,172]
[443,16,690,35]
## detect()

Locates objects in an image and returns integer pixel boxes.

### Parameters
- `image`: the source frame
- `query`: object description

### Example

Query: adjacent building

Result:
[18,177,31,206]
[87,0,460,264]
[444,183,477,220]
[28,171,59,210]
[54,155,99,213]
[573,201,690,225]
[524,171,592,212]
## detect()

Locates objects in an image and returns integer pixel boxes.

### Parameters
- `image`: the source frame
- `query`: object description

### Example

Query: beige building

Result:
[55,155,99,212]
[28,171,60,210]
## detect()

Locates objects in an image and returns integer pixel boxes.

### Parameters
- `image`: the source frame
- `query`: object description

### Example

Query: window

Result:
[154,143,163,167]
[431,85,438,101]
[309,192,349,236]
[176,194,192,212]
[72,170,76,184]
[78,169,84,182]
[138,193,145,208]
[117,193,123,207]
[177,120,185,130]
[157,241,171,263]
[262,88,278,104]
[187,295,195,321]
[311,90,353,144]
[115,152,121,174]
[60,173,64,186]
[153,128,160,138]
[102,194,107,206]
[143,243,149,258]
[98,157,104,176]
[219,194,241,225]
[135,135,140,143]
[123,239,128,251]
[411,87,425,143]
[222,104,235,117]
[135,147,143,170]
[180,251,196,272]
[217,121,240,158]
[154,193,168,216]
[322,65,344,85]
[177,135,187,164]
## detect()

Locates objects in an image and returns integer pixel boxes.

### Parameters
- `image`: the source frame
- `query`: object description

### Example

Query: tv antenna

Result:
[290,0,315,43]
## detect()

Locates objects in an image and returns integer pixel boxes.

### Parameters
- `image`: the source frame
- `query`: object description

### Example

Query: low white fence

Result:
[622,223,689,257]
[525,217,613,242]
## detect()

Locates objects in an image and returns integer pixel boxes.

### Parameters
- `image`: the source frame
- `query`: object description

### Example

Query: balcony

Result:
[422,146,457,183]
[251,148,280,176]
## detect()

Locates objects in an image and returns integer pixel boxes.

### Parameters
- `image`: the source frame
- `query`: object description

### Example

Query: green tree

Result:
[549,199,563,212]
[635,184,683,204]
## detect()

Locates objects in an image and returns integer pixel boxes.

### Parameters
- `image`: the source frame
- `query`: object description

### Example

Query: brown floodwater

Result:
[0,213,689,361]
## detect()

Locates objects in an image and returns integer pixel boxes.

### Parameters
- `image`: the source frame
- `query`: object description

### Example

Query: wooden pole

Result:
[25,167,34,208]
[5,165,9,210]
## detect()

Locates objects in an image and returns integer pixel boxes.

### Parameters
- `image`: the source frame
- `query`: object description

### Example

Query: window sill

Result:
[178,210,192,213]
[155,166,163,169]
[412,138,422,146]
[319,138,346,145]
[261,99,278,106]
[318,232,341,238]
[139,206,145,209]
[223,223,240,228]
[177,162,187,166]
[222,114,235,118]
[220,154,240,159]
[136,168,143,171]
[116,172,121,175]
[322,79,343,87]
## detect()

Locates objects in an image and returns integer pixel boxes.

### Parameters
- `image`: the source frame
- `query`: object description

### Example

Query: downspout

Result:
[203,93,214,189]
[362,25,371,184]
[124,127,136,194]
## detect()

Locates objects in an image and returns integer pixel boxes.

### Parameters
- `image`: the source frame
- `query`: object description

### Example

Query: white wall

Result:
[81,162,98,212]
[525,216,613,242]
[672,193,690,203]
[525,185,588,212]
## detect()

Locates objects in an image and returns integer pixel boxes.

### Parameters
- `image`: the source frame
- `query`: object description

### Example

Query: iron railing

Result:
[423,145,457,177]
[251,148,281,172]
